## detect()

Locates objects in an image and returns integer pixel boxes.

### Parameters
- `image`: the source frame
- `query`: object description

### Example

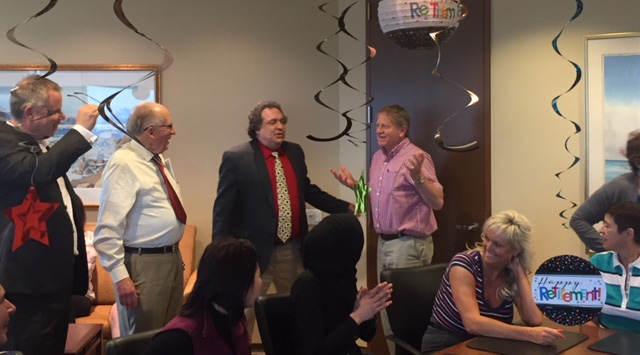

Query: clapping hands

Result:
[350,282,393,324]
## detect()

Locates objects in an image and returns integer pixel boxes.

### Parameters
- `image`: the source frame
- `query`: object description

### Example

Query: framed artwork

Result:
[0,65,160,207]
[585,33,640,196]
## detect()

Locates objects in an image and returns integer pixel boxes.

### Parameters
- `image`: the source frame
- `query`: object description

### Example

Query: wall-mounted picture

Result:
[0,65,160,206]
[585,33,640,196]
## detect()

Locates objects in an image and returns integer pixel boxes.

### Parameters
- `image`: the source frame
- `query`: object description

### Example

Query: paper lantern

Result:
[378,0,467,50]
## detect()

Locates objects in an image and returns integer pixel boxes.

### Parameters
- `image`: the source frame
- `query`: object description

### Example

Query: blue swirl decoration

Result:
[551,0,583,228]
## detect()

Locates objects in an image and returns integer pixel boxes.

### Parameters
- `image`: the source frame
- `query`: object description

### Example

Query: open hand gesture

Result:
[330,165,356,189]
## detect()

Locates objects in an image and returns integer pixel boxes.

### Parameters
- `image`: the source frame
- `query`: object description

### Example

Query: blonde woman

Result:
[421,211,564,353]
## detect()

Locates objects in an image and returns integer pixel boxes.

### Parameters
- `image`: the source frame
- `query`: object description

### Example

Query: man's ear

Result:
[400,125,408,137]
[626,228,636,241]
[23,105,34,119]
[144,127,155,139]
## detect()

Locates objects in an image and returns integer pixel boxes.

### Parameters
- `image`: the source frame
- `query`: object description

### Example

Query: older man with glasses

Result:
[94,102,187,336]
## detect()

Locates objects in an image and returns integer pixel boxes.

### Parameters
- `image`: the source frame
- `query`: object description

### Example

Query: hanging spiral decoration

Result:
[307,1,374,146]
[429,30,479,152]
[92,0,175,148]
[6,0,60,79]
[551,0,584,228]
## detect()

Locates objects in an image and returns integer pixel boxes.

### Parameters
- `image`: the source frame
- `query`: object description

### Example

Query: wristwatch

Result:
[414,175,425,185]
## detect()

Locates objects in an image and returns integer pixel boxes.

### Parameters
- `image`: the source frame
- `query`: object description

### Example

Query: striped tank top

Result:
[431,250,514,335]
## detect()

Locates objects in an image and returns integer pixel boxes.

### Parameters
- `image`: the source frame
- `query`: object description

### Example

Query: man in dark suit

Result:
[0,75,98,354]
[213,100,353,333]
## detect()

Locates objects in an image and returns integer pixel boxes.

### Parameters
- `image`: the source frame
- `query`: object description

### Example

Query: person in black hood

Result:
[291,213,393,355]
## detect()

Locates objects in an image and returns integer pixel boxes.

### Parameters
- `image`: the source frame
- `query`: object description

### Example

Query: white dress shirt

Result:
[93,140,185,284]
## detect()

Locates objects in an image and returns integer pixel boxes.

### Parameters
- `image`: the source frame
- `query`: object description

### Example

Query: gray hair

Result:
[10,75,61,121]
[247,101,287,140]
[126,103,164,137]
[472,210,533,302]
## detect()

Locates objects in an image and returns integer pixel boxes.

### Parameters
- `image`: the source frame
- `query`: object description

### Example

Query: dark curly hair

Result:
[247,101,286,140]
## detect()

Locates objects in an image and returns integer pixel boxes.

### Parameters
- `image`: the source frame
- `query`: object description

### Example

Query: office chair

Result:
[255,293,295,355]
[380,263,448,355]
[105,328,161,355]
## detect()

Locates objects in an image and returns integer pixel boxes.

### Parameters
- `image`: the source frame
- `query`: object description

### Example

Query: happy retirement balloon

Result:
[378,0,467,50]
[533,255,604,326]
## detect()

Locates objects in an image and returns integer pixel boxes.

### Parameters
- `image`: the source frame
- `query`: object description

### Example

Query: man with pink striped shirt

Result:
[332,104,444,270]
[332,104,444,353]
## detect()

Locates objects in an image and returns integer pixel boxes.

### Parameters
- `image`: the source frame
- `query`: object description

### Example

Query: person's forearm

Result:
[515,277,543,326]
[463,314,536,342]
[570,218,604,252]
[415,180,444,210]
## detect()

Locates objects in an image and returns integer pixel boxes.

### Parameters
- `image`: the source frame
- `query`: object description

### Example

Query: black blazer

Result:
[0,123,89,296]
[212,140,350,271]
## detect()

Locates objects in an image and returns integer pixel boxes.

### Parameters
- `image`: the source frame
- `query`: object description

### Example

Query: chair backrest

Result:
[380,263,448,355]
[255,293,295,355]
[105,329,161,355]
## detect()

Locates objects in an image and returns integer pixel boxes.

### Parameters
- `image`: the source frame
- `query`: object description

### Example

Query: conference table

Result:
[434,321,619,354]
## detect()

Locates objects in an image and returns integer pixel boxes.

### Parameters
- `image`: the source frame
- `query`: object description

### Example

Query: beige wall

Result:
[2,0,637,275]
[492,0,640,268]
[0,0,365,261]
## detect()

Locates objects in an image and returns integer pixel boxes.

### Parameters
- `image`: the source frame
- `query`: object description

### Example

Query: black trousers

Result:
[1,293,72,355]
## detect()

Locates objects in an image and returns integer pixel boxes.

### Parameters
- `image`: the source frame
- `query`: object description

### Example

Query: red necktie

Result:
[153,157,187,224]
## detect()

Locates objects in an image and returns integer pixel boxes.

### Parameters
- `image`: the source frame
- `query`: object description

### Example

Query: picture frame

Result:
[0,64,160,207]
[584,33,640,197]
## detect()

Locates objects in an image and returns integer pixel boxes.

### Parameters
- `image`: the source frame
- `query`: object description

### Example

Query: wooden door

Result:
[366,0,491,352]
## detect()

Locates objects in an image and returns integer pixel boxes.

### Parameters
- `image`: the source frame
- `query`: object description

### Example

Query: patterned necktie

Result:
[272,151,292,242]
[153,156,187,224]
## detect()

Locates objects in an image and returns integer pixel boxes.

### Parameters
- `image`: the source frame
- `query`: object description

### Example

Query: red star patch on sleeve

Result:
[3,186,59,251]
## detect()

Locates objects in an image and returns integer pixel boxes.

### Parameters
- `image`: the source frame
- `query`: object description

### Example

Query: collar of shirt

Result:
[612,251,640,271]
[38,139,49,151]
[382,137,410,158]
[129,139,158,163]
[258,140,285,159]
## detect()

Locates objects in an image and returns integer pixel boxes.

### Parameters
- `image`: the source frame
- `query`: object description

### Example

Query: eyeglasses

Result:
[31,109,65,122]
[145,124,174,130]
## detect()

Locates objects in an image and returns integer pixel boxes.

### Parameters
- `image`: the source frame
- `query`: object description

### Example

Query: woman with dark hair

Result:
[291,213,392,355]
[571,130,640,252]
[145,238,261,355]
